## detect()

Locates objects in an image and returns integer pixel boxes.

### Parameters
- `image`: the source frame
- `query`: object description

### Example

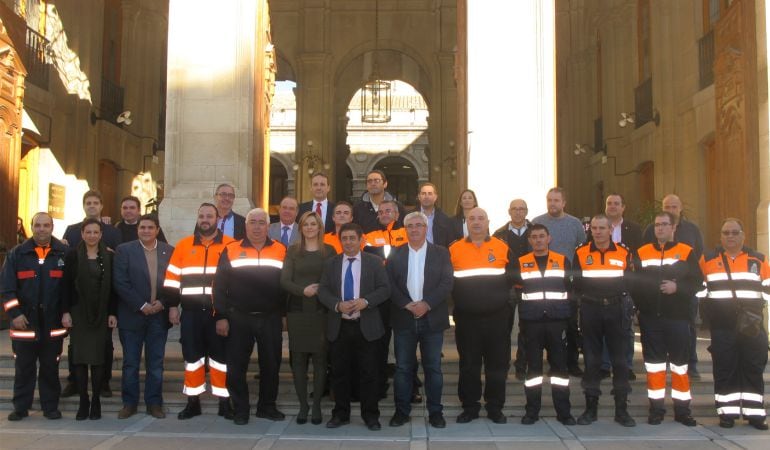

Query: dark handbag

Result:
[721,253,766,338]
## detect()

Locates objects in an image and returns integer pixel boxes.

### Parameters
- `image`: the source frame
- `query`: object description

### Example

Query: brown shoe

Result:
[118,405,138,419]
[147,405,166,419]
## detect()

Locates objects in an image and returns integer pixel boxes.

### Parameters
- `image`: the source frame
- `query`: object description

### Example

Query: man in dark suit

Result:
[114,196,168,243]
[268,196,300,246]
[386,211,453,429]
[214,183,246,240]
[113,215,174,419]
[318,223,391,431]
[417,183,455,248]
[298,172,336,233]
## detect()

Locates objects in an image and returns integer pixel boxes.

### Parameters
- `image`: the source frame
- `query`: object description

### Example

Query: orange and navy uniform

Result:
[572,241,631,300]
[698,246,770,421]
[213,237,287,316]
[162,231,234,310]
[514,251,572,321]
[162,230,234,398]
[449,236,514,315]
[632,241,701,414]
[364,222,407,259]
[1,238,69,341]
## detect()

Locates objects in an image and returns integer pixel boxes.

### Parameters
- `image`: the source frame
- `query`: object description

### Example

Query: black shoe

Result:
[521,414,539,425]
[100,383,113,398]
[76,399,90,421]
[296,406,308,425]
[648,413,664,425]
[749,418,769,430]
[719,416,735,428]
[7,410,28,421]
[628,371,637,381]
[389,412,410,427]
[599,369,612,379]
[89,397,101,420]
[233,416,249,425]
[675,415,697,427]
[218,398,234,420]
[688,368,701,380]
[177,397,202,420]
[456,410,479,423]
[43,410,62,420]
[428,413,446,428]
[410,391,423,403]
[614,411,636,427]
[255,408,285,421]
[558,415,576,426]
[487,411,507,424]
[311,415,323,425]
[326,416,350,428]
[569,365,584,377]
[366,419,381,431]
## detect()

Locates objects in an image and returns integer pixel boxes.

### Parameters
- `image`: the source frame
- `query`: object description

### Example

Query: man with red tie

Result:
[298,172,336,233]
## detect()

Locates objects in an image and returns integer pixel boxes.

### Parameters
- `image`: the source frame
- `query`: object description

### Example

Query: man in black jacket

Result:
[298,172,336,233]
[417,183,455,247]
[213,183,246,240]
[353,170,406,233]
[387,211,453,429]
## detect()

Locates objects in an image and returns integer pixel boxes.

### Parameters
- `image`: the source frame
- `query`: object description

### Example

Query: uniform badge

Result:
[674,254,680,260]
[551,261,560,269]
[191,249,197,255]
[523,262,534,268]
[749,260,759,275]
[239,251,247,258]
[585,255,593,265]
[488,249,496,263]
[58,258,65,267]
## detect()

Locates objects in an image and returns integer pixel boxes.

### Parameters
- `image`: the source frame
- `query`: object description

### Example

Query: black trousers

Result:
[12,338,63,413]
[226,312,282,418]
[581,301,631,397]
[329,320,380,422]
[523,319,571,419]
[709,326,768,420]
[566,307,581,369]
[455,308,511,415]
[66,331,113,385]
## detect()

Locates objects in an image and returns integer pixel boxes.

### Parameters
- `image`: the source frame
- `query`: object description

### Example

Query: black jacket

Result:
[493,220,533,261]
[632,241,701,320]
[298,200,336,233]
[353,191,406,233]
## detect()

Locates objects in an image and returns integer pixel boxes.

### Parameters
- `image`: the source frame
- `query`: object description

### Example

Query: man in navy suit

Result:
[268,196,300,246]
[386,211,453,429]
[214,183,246,240]
[298,172,336,233]
[113,215,174,419]
[318,223,391,431]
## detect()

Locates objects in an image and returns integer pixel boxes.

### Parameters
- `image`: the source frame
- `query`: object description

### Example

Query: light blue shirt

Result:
[217,212,235,238]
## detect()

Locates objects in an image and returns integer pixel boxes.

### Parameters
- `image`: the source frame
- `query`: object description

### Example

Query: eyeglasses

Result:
[721,230,742,236]
[510,207,527,212]
[216,192,235,199]
[366,178,383,184]
[654,222,671,228]
[406,223,426,229]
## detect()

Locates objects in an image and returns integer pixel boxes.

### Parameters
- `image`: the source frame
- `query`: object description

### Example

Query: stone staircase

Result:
[1,325,768,419]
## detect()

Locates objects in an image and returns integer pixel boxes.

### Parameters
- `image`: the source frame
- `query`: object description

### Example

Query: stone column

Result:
[161,0,258,243]
[466,0,556,228]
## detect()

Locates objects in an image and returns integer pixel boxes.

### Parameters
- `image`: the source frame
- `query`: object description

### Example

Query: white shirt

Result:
[611,218,623,244]
[508,222,528,237]
[340,252,362,319]
[407,242,427,302]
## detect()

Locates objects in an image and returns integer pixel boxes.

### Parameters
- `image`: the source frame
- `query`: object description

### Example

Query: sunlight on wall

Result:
[467,0,555,230]
[45,4,92,102]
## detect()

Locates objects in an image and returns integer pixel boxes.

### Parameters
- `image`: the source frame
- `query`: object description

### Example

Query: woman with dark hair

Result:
[16,217,27,245]
[61,218,117,420]
[452,189,479,239]
[280,211,336,425]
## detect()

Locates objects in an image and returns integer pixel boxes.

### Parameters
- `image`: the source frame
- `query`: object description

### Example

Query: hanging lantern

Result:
[361,0,391,124]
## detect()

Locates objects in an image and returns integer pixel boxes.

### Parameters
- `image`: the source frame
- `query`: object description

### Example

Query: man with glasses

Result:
[698,219,770,430]
[213,184,246,240]
[643,194,704,379]
[494,199,533,380]
[353,170,406,233]
[633,212,700,427]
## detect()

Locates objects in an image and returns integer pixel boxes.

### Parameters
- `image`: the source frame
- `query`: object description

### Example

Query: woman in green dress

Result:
[280,211,335,425]
[61,218,117,420]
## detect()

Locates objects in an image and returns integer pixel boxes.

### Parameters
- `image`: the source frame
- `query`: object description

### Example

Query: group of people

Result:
[1,171,767,432]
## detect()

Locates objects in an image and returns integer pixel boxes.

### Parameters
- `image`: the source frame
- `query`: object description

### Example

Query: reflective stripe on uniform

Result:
[230,258,284,269]
[550,376,569,387]
[670,363,688,376]
[717,406,741,415]
[180,286,213,296]
[647,388,665,400]
[524,376,543,387]
[742,392,763,402]
[180,266,218,275]
[671,389,692,401]
[3,299,20,311]
[166,264,182,275]
[9,329,36,340]
[742,408,767,417]
[454,268,506,278]
[715,393,741,403]
[644,362,666,373]
[163,279,181,289]
[582,269,624,278]
[521,292,569,301]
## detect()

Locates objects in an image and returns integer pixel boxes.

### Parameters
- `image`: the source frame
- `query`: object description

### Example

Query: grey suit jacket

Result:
[318,252,391,342]
[387,243,453,331]
[113,239,174,330]
[268,222,300,246]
